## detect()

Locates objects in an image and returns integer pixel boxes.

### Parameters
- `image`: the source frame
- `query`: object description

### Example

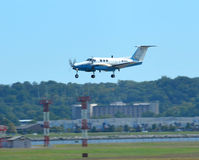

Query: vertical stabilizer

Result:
[131,45,155,61]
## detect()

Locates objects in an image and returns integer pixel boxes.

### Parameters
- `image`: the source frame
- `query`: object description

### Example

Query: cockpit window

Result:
[86,58,96,62]
[86,58,92,61]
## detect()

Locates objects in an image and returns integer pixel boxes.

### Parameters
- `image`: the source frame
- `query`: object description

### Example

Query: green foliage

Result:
[124,125,130,132]
[0,76,199,125]
[114,112,128,118]
[50,125,65,133]
[142,111,157,117]
[0,115,17,133]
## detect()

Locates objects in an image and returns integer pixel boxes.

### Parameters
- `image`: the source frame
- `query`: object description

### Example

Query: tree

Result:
[0,116,17,133]
[50,126,65,133]
[109,125,115,132]
[142,111,156,117]
[151,124,158,131]
[124,125,130,132]
[90,126,97,132]
[114,112,127,118]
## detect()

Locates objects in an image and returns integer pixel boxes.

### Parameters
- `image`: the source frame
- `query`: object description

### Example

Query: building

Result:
[72,101,159,120]
[19,119,34,126]
[71,104,82,120]
[92,101,159,118]
[16,123,43,134]
[1,136,31,148]
[72,103,97,119]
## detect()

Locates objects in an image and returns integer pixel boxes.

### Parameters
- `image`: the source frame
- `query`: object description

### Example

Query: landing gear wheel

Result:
[111,74,115,78]
[91,74,95,78]
[75,74,79,78]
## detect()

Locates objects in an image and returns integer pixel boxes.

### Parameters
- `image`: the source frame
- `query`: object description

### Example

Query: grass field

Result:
[0,142,199,160]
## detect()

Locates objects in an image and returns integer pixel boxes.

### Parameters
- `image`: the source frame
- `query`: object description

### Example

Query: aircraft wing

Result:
[112,62,134,69]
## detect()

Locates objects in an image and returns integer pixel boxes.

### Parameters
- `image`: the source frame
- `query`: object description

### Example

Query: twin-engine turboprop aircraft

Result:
[69,45,155,78]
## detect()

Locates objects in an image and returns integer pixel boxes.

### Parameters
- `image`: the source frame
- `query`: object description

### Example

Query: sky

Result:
[0,0,199,84]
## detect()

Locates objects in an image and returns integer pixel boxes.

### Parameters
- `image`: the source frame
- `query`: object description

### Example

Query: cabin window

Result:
[103,60,105,62]
[100,59,102,62]
[106,60,108,62]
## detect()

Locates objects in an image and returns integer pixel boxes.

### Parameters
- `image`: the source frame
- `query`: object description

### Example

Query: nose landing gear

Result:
[75,69,79,78]
[75,74,79,78]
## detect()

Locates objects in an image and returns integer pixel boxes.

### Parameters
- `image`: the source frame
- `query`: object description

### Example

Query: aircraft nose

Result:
[73,63,78,70]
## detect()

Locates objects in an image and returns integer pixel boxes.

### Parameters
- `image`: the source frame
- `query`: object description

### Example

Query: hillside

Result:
[0,76,199,124]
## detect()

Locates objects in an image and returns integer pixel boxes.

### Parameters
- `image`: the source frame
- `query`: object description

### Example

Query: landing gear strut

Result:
[111,71,115,78]
[75,69,79,78]
[91,72,95,78]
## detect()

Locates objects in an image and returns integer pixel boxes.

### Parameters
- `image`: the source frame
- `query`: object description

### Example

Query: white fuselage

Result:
[74,57,140,72]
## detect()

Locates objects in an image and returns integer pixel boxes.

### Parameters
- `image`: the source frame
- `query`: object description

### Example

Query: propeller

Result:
[69,59,76,68]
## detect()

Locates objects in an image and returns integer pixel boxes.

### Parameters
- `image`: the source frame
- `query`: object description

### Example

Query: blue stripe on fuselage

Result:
[75,64,94,72]
[94,65,115,71]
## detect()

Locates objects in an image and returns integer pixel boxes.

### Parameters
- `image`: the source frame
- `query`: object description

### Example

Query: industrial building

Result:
[47,117,199,132]
[0,136,31,148]
[72,101,159,119]
[16,123,43,134]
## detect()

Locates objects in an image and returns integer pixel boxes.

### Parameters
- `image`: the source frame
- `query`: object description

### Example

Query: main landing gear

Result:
[111,74,115,78]
[111,71,115,78]
[91,72,95,78]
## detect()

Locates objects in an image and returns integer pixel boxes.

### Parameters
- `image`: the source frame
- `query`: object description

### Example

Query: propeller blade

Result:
[73,59,76,65]
[69,59,76,68]
[69,59,73,67]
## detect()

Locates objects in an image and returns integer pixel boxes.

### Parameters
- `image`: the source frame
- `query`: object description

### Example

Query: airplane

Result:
[69,45,155,78]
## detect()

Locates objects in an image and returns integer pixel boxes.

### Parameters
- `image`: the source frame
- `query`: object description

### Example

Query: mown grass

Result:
[0,142,199,160]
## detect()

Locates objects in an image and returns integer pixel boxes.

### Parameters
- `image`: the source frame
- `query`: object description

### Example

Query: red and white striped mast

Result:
[78,96,90,158]
[40,99,51,147]
[0,125,7,148]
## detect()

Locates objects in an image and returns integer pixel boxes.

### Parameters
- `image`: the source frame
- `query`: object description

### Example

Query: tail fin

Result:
[131,45,155,61]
